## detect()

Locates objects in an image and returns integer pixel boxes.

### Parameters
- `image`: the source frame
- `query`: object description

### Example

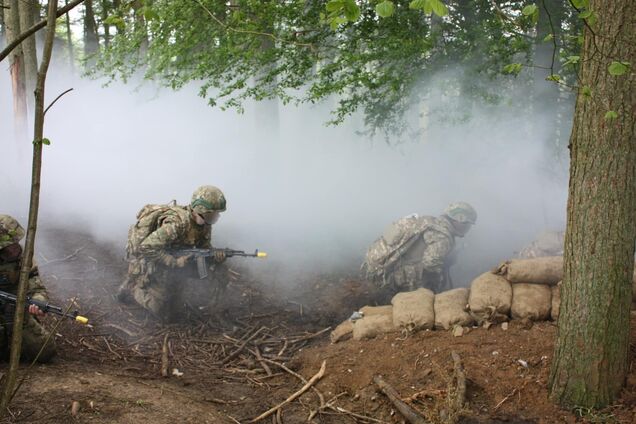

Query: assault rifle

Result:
[0,288,89,325]
[169,248,267,279]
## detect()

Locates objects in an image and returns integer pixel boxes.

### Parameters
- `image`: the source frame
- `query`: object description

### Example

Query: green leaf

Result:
[543,33,553,42]
[326,0,344,13]
[608,61,630,76]
[375,1,395,18]
[104,15,124,26]
[409,0,427,10]
[578,10,592,19]
[581,86,592,97]
[503,63,523,75]
[604,110,618,121]
[563,55,580,67]
[429,0,448,17]
[546,74,561,82]
[42,138,51,145]
[522,4,537,16]
[571,0,590,8]
[343,0,361,21]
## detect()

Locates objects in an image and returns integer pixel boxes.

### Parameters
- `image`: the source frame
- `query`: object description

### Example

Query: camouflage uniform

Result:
[0,215,56,363]
[118,186,227,322]
[364,202,477,294]
[518,230,565,258]
[384,215,456,293]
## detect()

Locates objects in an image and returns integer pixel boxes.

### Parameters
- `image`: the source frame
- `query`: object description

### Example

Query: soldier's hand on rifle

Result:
[161,253,191,268]
[214,250,226,264]
[28,304,45,317]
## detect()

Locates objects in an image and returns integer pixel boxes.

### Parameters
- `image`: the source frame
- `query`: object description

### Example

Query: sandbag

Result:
[434,288,473,330]
[330,319,354,343]
[495,256,563,285]
[391,288,435,331]
[511,283,552,321]
[352,310,397,340]
[360,305,394,316]
[468,272,512,322]
[551,282,561,320]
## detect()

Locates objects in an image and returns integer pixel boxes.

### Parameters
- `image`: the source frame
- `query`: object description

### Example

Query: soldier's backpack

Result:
[362,214,440,285]
[126,203,176,258]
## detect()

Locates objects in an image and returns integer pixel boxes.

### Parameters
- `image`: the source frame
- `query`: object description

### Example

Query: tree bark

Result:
[4,0,28,145]
[18,0,38,112]
[65,0,75,71]
[548,0,636,409]
[0,0,58,411]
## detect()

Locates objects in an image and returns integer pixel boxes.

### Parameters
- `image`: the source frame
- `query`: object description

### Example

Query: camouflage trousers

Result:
[0,313,57,363]
[388,264,445,294]
[121,263,229,323]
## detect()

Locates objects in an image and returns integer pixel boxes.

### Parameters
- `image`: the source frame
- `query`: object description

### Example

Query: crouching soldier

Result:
[0,215,56,363]
[363,202,477,295]
[117,185,229,322]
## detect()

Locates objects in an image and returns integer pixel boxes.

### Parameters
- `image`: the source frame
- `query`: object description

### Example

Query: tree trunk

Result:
[65,0,75,71]
[548,0,636,409]
[18,0,38,112]
[83,0,99,59]
[0,0,58,412]
[101,0,110,47]
[4,0,29,146]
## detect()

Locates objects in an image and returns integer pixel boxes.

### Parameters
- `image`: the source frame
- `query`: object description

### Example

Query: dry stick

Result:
[373,375,429,424]
[250,360,326,423]
[262,358,326,408]
[450,351,466,412]
[252,346,272,376]
[220,327,265,365]
[161,333,170,377]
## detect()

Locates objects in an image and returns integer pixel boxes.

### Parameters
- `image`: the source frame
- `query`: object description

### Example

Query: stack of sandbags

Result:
[467,272,512,323]
[434,288,473,330]
[494,256,562,321]
[392,288,435,332]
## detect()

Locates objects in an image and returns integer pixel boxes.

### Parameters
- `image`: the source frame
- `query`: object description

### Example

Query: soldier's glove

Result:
[161,254,190,268]
[213,250,226,264]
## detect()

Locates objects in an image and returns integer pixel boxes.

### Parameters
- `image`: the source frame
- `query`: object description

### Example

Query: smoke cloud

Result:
[1,60,570,288]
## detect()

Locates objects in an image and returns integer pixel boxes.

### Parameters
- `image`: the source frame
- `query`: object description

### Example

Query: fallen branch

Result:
[250,360,326,422]
[450,351,466,411]
[161,333,169,377]
[220,327,265,365]
[373,375,429,424]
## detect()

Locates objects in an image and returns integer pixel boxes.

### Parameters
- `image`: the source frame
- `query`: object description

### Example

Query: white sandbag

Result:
[391,288,435,331]
[511,283,552,321]
[434,288,473,330]
[468,272,512,322]
[352,310,397,340]
[551,282,561,320]
[496,256,563,285]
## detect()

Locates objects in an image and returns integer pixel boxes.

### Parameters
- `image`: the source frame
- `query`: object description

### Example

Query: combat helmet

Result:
[0,215,25,249]
[190,185,227,215]
[443,202,477,224]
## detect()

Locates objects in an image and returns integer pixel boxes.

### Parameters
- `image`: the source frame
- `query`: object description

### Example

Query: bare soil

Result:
[0,227,634,424]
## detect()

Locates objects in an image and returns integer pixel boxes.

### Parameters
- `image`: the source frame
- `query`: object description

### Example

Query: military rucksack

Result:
[126,204,177,258]
[362,214,440,284]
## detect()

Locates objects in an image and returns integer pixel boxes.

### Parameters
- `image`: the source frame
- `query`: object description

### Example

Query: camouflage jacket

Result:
[364,214,456,283]
[127,205,212,261]
[395,215,455,276]
[0,259,49,303]
[518,230,564,258]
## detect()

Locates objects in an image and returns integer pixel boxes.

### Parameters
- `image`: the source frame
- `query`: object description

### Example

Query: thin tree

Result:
[0,0,59,413]
[548,0,635,408]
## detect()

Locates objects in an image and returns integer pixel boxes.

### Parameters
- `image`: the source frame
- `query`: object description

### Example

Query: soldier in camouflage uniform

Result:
[518,230,565,258]
[363,202,477,294]
[0,215,56,363]
[117,186,228,322]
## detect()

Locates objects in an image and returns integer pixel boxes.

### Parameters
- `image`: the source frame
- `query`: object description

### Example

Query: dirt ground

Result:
[0,227,635,424]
